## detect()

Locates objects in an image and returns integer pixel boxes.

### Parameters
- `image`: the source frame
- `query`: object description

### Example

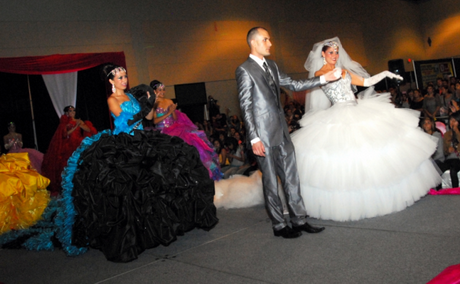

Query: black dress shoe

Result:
[293,222,325,234]
[273,226,302,238]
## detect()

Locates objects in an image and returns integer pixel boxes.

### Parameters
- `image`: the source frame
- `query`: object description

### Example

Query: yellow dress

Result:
[0,153,50,235]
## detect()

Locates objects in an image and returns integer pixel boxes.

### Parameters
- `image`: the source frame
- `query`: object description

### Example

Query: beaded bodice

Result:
[7,137,22,151]
[155,107,175,129]
[321,72,356,104]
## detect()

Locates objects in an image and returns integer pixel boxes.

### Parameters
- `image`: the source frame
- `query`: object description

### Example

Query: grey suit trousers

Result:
[256,136,307,230]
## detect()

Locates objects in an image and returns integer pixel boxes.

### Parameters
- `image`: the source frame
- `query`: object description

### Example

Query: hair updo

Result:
[63,105,75,113]
[149,80,163,91]
[101,64,125,81]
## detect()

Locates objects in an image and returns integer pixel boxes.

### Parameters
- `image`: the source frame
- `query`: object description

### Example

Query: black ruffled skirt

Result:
[67,130,218,262]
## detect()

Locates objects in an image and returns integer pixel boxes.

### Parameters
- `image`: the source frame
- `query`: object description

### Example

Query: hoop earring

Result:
[112,84,116,93]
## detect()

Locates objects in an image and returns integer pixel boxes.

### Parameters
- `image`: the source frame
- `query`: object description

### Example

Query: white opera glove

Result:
[363,71,403,87]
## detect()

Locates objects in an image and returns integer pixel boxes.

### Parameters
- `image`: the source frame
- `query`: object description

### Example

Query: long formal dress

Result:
[291,73,441,221]
[155,107,222,180]
[0,153,50,235]
[57,93,218,262]
[0,93,218,262]
[41,115,97,196]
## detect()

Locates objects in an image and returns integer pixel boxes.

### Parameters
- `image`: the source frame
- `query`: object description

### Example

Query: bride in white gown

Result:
[291,37,441,221]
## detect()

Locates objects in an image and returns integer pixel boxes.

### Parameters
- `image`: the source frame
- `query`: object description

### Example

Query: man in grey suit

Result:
[235,27,338,238]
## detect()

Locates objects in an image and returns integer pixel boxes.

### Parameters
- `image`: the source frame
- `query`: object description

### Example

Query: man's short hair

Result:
[246,27,267,47]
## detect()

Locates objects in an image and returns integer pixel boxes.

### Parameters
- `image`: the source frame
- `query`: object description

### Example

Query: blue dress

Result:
[0,93,218,262]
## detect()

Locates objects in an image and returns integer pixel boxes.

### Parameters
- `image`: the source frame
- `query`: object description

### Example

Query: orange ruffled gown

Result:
[0,153,50,235]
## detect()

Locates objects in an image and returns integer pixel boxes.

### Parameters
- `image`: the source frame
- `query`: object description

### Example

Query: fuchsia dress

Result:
[156,107,222,180]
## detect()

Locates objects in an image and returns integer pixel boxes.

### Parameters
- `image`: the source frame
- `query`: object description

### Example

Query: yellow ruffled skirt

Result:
[0,153,50,234]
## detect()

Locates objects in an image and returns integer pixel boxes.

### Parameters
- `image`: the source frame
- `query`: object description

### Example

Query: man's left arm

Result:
[276,65,339,91]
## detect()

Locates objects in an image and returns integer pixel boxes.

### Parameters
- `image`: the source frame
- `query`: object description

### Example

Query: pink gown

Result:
[155,108,222,180]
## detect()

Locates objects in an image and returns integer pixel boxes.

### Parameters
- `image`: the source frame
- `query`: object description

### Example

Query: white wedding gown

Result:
[291,73,441,221]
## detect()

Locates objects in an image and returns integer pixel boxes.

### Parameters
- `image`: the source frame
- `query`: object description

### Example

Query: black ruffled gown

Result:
[59,93,218,262]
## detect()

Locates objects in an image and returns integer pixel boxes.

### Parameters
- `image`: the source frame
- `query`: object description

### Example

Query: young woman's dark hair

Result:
[101,63,125,80]
[63,105,75,113]
[213,139,223,154]
[149,80,163,91]
[419,116,438,133]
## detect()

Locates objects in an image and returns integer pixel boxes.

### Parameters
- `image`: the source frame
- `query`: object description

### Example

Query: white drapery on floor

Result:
[42,72,78,117]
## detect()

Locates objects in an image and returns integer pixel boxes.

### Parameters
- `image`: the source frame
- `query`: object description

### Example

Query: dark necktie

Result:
[263,62,276,92]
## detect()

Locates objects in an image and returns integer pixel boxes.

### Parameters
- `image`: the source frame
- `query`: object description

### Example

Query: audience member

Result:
[213,139,228,168]
[420,117,446,174]
[410,89,424,111]
[228,115,241,132]
[423,85,441,119]
[435,78,443,94]
[438,86,454,117]
[3,122,44,174]
[208,95,220,118]
[455,82,460,101]
[443,112,460,188]
[222,137,245,178]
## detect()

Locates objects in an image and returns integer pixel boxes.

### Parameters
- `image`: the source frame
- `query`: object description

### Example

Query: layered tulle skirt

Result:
[291,93,441,221]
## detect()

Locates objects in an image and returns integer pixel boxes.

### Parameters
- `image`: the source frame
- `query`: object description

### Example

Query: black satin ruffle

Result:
[70,130,218,262]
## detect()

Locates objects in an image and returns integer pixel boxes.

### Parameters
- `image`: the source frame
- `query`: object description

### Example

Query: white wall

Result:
[1,0,458,117]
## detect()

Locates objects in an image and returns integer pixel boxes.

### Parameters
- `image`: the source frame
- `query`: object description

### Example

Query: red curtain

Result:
[0,52,126,75]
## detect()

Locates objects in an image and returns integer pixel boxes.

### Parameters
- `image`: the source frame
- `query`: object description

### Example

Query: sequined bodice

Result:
[156,107,175,129]
[7,138,21,151]
[321,72,356,104]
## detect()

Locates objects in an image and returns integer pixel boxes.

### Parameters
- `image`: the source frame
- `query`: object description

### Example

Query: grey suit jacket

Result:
[235,57,322,147]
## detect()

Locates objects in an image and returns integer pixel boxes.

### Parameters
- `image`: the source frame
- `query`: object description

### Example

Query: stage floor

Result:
[1,194,459,284]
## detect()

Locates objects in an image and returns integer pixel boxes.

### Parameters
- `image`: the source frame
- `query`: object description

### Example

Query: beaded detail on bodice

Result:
[155,107,175,129]
[321,72,356,104]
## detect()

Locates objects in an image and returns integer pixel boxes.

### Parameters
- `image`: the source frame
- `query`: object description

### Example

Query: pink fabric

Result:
[429,188,460,195]
[427,263,460,284]
[158,110,221,180]
[8,148,44,174]
[436,121,447,136]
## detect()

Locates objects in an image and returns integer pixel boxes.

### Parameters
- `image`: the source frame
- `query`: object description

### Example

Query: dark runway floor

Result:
[1,195,459,284]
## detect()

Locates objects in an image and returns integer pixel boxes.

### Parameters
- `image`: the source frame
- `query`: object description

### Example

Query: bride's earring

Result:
[323,57,326,65]
[112,84,116,93]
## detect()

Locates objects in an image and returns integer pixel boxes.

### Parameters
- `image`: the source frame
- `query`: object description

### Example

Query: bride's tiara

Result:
[323,41,339,50]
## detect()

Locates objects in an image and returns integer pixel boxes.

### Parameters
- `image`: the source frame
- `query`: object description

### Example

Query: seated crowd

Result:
[390,76,460,122]
[413,76,460,189]
[195,93,305,179]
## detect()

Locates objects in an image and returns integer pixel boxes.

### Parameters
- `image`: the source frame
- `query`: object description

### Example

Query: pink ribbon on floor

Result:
[429,188,460,195]
[427,263,460,284]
